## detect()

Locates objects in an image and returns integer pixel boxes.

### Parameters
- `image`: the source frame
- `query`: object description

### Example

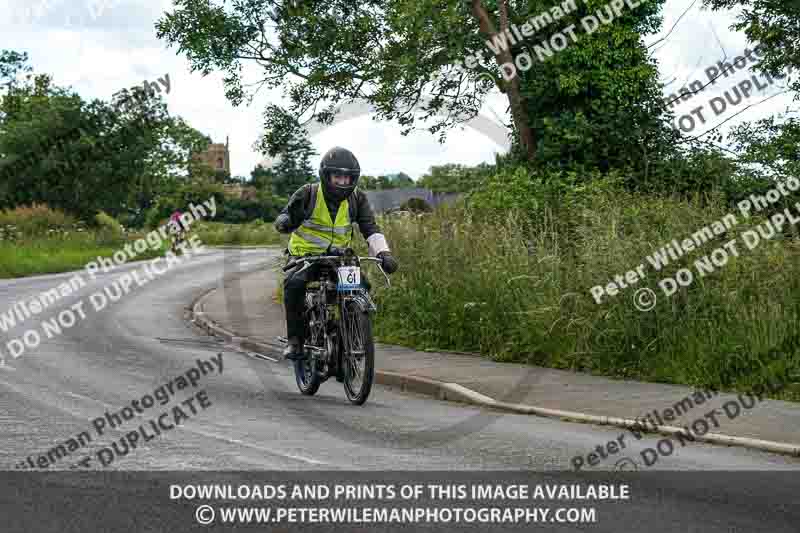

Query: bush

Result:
[216,195,283,223]
[399,198,433,213]
[93,211,125,246]
[0,203,76,236]
[0,208,163,278]
[144,182,283,228]
[95,211,124,238]
[145,180,226,229]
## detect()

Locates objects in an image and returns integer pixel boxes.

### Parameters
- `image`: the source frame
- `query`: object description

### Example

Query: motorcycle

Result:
[170,230,187,255]
[279,247,389,405]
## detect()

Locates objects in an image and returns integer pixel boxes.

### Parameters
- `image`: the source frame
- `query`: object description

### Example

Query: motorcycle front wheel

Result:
[339,300,375,405]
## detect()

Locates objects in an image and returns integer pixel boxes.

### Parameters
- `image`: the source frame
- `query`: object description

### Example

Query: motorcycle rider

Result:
[274,146,399,360]
[169,209,187,252]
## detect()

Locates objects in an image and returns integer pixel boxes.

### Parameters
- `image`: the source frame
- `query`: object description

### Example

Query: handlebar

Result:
[282,251,390,286]
[282,255,381,272]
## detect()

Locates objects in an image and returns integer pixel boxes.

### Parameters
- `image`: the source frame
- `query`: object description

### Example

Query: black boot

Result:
[283,337,308,361]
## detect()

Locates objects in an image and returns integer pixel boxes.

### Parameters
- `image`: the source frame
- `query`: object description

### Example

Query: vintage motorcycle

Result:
[279,247,389,405]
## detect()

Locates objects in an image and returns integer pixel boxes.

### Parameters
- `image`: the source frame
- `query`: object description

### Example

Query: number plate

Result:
[337,266,361,290]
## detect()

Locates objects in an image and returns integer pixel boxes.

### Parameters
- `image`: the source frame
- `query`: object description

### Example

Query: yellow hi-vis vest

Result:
[288,183,353,256]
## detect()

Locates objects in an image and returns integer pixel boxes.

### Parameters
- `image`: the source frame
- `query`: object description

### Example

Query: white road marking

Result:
[186,429,329,466]
[247,352,278,362]
[0,377,330,467]
[63,391,113,407]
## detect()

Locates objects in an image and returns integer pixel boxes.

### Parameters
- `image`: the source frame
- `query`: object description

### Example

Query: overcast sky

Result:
[1,0,795,180]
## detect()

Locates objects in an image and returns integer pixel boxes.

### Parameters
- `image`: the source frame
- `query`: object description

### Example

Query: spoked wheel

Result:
[294,303,323,395]
[340,301,375,405]
[294,356,321,396]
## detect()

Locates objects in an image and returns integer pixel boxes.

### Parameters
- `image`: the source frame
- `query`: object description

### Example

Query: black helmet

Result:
[319,146,360,201]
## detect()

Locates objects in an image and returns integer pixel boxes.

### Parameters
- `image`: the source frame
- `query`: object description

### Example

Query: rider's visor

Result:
[331,174,354,186]
[327,167,359,182]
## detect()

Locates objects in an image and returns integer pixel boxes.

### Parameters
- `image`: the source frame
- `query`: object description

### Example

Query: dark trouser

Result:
[283,259,371,341]
[283,261,320,341]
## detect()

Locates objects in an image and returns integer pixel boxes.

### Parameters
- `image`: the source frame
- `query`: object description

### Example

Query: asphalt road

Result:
[1,247,799,532]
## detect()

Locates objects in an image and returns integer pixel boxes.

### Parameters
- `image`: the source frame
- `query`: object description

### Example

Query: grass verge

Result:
[368,190,800,400]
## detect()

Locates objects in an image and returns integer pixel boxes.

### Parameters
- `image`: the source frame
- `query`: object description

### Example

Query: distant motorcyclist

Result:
[274,146,398,360]
[169,210,187,253]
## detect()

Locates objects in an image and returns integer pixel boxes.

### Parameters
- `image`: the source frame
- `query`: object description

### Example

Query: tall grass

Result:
[0,204,164,278]
[371,187,800,397]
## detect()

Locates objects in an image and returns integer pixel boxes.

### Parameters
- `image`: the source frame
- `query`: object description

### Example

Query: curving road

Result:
[1,247,799,531]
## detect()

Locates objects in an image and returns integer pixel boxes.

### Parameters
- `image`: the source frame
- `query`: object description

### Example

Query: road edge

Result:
[188,279,800,461]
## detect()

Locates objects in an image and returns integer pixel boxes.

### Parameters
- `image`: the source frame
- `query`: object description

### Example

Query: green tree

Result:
[375,175,393,190]
[0,50,209,224]
[255,108,317,197]
[729,117,800,179]
[394,172,415,188]
[0,75,136,219]
[358,175,378,190]
[156,0,669,168]
[419,162,494,192]
[145,178,226,228]
[508,0,674,178]
[250,164,275,190]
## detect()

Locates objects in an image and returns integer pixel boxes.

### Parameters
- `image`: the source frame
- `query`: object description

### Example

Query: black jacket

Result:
[274,183,382,239]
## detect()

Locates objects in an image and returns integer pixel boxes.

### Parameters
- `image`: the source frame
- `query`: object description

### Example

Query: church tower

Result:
[192,135,231,177]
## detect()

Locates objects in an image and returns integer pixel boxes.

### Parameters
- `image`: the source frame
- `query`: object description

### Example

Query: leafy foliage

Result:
[144,179,226,228]
[216,194,283,223]
[399,197,433,212]
[250,164,274,190]
[0,203,76,236]
[360,172,415,190]
[156,0,491,155]
[418,162,495,192]
[502,0,675,177]
[0,50,209,224]
[255,108,317,197]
